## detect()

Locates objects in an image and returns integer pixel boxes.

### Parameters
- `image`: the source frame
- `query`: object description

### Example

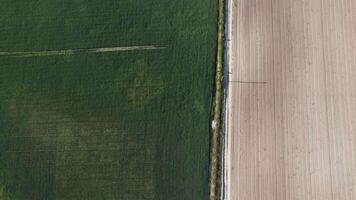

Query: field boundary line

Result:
[222,0,233,199]
[209,0,226,199]
[0,45,167,57]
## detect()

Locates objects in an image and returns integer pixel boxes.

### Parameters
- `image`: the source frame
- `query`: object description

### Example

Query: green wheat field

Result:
[0,1,217,199]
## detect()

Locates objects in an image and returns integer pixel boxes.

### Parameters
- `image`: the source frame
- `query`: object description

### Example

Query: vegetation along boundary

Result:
[209,0,226,199]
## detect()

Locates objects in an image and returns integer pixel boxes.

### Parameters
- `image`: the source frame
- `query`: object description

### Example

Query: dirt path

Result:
[226,0,356,199]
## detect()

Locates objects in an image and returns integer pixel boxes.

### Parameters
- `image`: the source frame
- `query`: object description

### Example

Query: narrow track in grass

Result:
[0,45,167,57]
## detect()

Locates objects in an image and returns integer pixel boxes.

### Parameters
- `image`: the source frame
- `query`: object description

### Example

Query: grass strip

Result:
[209,0,225,199]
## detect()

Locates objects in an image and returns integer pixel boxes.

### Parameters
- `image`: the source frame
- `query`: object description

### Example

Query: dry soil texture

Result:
[226,0,356,199]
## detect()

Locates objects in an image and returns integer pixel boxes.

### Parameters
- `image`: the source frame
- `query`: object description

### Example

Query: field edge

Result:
[209,0,226,199]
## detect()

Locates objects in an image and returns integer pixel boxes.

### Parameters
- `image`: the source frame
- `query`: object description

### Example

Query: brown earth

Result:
[226,0,356,199]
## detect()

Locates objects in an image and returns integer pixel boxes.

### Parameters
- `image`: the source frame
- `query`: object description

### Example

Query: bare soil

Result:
[226,0,356,199]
